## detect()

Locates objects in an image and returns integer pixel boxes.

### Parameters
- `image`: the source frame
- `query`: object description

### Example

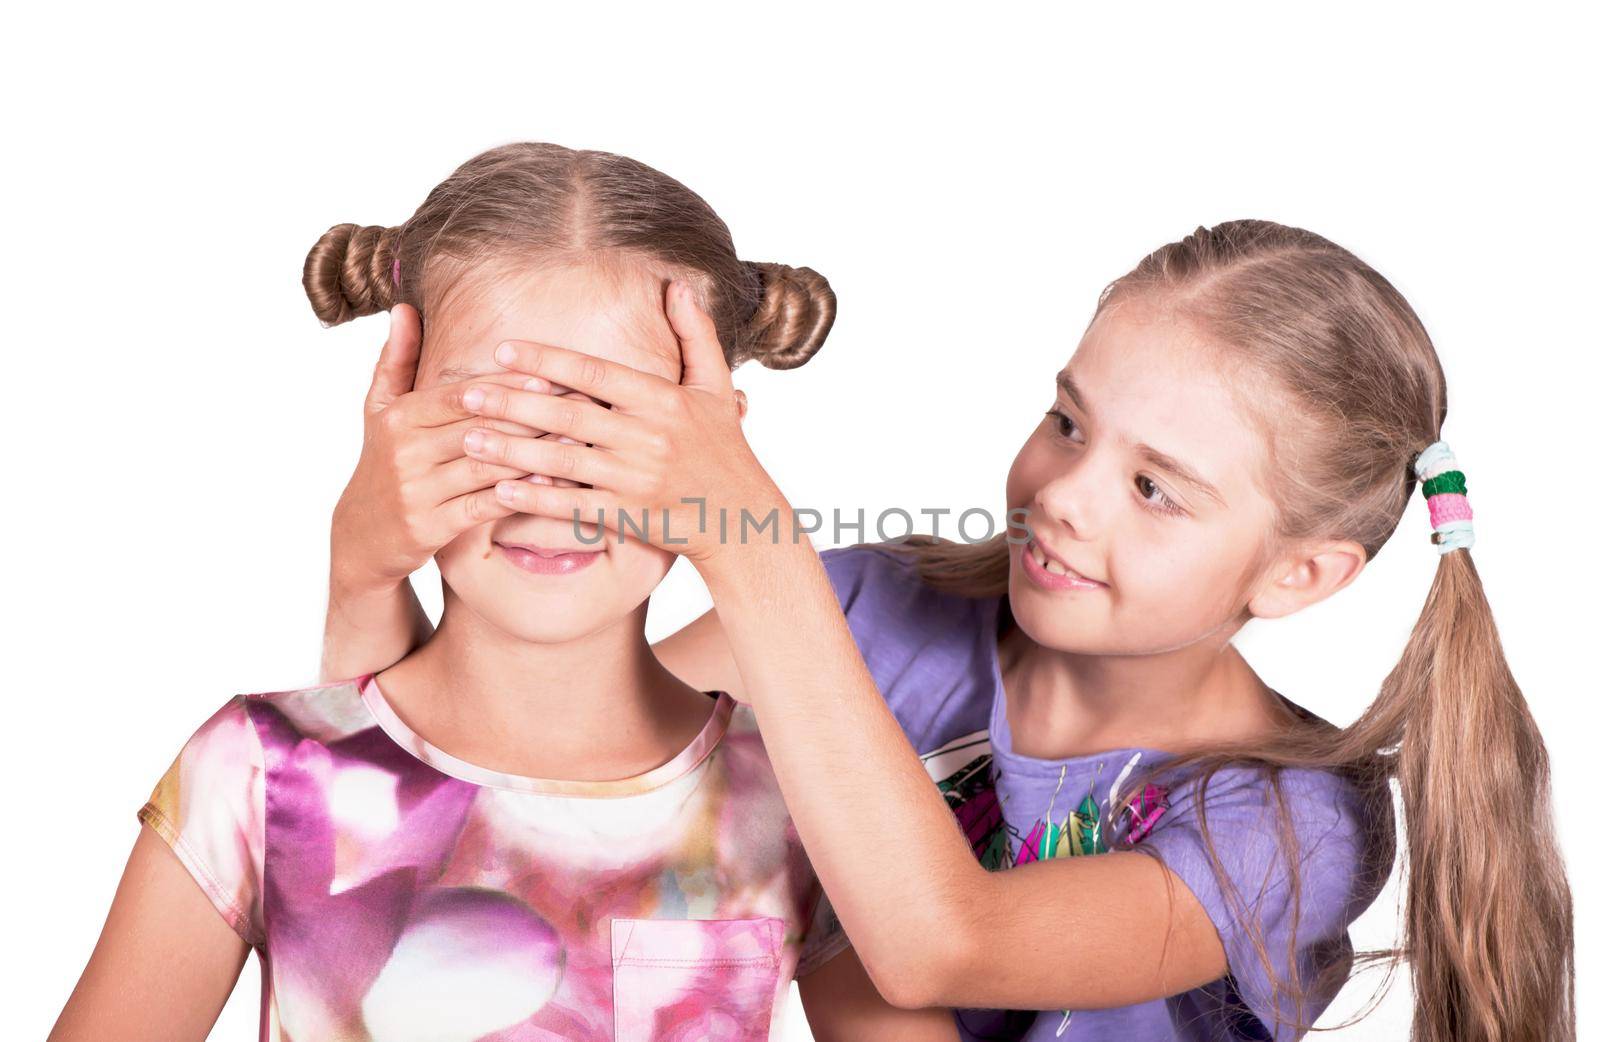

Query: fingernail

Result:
[462,387,485,410]
[496,481,517,503]
[465,429,486,453]
[495,343,516,366]
[524,377,549,392]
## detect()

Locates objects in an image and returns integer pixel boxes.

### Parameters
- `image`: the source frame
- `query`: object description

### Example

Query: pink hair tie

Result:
[1426,492,1473,527]
[390,256,401,288]
[1414,441,1475,554]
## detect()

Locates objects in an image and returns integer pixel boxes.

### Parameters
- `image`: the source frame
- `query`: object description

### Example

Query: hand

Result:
[330,304,552,593]
[457,282,788,568]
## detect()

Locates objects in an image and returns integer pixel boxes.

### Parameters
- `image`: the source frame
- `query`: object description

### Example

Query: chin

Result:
[436,543,668,645]
[1005,567,1158,658]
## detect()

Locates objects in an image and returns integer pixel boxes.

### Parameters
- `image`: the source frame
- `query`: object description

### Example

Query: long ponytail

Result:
[1364,546,1573,1041]
[882,220,1575,1040]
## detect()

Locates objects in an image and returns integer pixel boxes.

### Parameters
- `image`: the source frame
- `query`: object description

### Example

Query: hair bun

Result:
[302,223,402,326]
[740,262,836,370]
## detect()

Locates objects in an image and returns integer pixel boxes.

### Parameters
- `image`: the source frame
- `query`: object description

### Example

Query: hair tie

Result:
[390,255,401,289]
[1414,440,1474,554]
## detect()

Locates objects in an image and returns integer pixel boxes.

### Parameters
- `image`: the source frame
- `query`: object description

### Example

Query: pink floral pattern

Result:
[138,675,845,1041]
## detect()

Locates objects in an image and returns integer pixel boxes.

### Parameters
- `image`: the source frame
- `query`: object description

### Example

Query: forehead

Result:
[1066,299,1268,485]
[417,260,681,387]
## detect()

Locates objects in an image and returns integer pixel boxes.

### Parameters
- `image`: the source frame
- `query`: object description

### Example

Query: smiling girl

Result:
[322,218,1573,1041]
[47,143,959,1042]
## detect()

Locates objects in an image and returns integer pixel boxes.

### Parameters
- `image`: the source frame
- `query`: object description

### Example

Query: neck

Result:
[376,584,713,782]
[997,606,1281,759]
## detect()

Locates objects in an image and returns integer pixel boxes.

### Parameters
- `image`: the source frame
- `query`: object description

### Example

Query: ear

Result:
[1247,539,1367,620]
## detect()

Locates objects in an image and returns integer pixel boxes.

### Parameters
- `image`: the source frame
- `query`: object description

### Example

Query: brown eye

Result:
[1046,408,1081,441]
[1135,475,1181,516]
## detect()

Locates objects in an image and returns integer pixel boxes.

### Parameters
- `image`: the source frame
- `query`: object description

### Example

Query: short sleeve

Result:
[137,694,267,946]
[794,878,852,977]
[817,544,996,752]
[1137,766,1385,1039]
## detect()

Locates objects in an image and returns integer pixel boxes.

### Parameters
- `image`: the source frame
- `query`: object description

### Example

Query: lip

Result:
[494,541,603,576]
[1018,536,1106,592]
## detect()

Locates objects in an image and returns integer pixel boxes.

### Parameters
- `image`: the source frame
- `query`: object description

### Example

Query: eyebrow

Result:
[1055,371,1227,507]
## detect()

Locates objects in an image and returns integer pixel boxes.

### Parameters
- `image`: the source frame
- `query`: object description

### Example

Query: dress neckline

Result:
[356,672,735,798]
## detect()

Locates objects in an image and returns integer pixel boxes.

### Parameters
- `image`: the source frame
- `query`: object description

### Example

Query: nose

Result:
[1030,456,1109,544]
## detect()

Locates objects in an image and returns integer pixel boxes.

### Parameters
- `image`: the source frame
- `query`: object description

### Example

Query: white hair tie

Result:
[1413,440,1474,554]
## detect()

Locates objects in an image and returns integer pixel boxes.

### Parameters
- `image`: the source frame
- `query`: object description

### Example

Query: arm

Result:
[703,535,1226,1011]
[48,826,251,1042]
[460,287,1229,1012]
[322,563,433,684]
[319,303,543,683]
[798,947,961,1041]
[650,607,746,700]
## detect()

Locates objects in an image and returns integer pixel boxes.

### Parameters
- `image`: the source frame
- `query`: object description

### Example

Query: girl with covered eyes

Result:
[321,219,1572,1041]
[47,143,960,1042]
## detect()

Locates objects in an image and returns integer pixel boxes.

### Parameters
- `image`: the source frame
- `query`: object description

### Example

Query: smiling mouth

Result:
[1023,537,1106,588]
[494,540,604,576]
[494,540,602,557]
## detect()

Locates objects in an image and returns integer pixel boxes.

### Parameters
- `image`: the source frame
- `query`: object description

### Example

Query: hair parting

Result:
[301,142,836,372]
[882,220,1574,1042]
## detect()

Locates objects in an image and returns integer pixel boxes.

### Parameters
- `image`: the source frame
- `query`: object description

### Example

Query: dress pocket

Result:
[610,916,785,1042]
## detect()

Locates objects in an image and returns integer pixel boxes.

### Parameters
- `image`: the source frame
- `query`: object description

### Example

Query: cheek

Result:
[1114,522,1261,619]
[432,524,501,597]
[435,522,494,568]
[610,540,675,591]
[1005,435,1053,509]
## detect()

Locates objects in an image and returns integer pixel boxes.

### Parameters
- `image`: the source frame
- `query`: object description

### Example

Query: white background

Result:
[6,3,1595,1039]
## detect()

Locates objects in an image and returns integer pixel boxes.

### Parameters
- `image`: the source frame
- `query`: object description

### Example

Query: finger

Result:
[462,383,634,449]
[395,372,550,429]
[416,415,548,465]
[437,486,519,536]
[425,454,531,502]
[492,340,672,413]
[666,281,734,395]
[365,305,423,415]
[491,479,623,531]
[463,426,633,490]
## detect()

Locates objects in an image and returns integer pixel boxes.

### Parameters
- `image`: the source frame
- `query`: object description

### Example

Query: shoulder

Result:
[819,542,993,647]
[234,675,380,749]
[150,674,370,786]
[818,542,927,618]
[1142,758,1390,934]
[818,543,1000,751]
[1169,761,1373,844]
[157,693,264,778]
[1134,759,1391,1034]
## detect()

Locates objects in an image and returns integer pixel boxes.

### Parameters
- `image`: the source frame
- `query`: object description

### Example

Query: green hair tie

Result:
[1421,469,1467,498]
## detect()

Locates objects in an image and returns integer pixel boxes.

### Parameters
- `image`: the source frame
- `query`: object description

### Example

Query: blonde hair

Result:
[885,220,1574,1042]
[300,141,836,370]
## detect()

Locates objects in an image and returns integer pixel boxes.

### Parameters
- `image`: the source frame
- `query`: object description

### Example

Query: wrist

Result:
[698,511,822,602]
[329,557,406,605]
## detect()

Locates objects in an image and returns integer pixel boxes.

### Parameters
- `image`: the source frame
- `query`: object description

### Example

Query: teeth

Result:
[1029,539,1079,579]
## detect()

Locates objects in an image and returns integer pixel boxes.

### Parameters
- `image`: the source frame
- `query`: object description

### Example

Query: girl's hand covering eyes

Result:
[331,303,550,594]
[461,281,779,568]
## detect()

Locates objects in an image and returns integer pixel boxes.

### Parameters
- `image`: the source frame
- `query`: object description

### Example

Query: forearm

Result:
[320,563,433,684]
[700,514,990,1002]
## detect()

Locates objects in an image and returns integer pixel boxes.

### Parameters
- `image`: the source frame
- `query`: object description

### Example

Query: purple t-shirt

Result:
[820,544,1388,1042]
